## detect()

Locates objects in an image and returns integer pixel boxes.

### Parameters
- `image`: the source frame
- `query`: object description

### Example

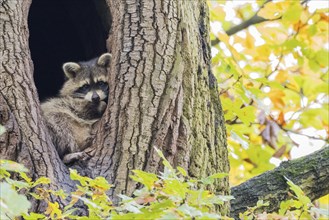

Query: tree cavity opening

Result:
[28,0,111,101]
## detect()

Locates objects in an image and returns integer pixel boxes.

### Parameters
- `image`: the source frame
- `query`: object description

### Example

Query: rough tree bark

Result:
[1,0,229,213]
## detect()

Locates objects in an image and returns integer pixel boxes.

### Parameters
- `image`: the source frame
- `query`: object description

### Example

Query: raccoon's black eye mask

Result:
[96,81,109,90]
[96,81,107,87]
[76,84,91,94]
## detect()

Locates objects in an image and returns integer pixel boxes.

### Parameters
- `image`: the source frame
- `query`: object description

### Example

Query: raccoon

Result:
[41,53,111,164]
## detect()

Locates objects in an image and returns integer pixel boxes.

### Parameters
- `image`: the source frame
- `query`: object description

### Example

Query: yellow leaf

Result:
[245,33,255,49]
[312,13,321,23]
[210,5,226,22]
[257,24,288,44]
[253,45,271,61]
[320,12,329,22]
[277,111,285,126]
[285,77,300,91]
[318,20,329,33]
[258,1,290,19]
[318,195,329,210]
[282,3,303,24]
[218,32,243,60]
[249,133,262,145]
[269,89,285,109]
[300,10,311,24]
[275,71,288,83]
[45,202,62,219]
[218,31,229,45]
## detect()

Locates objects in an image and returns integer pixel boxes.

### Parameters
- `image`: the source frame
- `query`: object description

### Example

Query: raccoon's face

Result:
[74,80,108,102]
[60,53,112,103]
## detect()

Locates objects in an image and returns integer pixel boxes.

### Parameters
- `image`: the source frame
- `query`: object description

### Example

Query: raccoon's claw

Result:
[63,152,90,164]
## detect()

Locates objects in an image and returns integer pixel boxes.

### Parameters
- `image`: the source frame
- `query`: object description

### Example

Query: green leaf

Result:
[154,147,174,171]
[211,195,235,204]
[159,212,180,220]
[0,182,31,219]
[315,49,329,67]
[130,170,158,190]
[309,59,321,72]
[282,3,303,24]
[122,203,142,214]
[236,106,256,125]
[177,204,202,217]
[90,176,112,190]
[285,176,311,205]
[5,178,30,189]
[163,179,188,201]
[256,200,269,207]
[283,39,301,50]
[177,166,187,177]
[32,177,51,187]
[70,169,90,186]
[148,199,174,212]
[0,160,28,173]
[51,189,67,199]
[279,199,296,215]
[307,24,317,36]
[22,212,47,220]
[29,192,42,200]
[299,109,324,130]
[208,173,228,179]
[200,173,227,185]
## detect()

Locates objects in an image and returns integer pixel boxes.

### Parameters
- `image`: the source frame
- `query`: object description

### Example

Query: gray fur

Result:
[41,53,111,164]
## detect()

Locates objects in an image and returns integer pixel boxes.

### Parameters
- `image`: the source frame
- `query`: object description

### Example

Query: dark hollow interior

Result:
[28,0,110,101]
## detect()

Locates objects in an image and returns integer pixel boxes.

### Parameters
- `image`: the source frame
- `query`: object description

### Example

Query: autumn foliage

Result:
[208,0,328,185]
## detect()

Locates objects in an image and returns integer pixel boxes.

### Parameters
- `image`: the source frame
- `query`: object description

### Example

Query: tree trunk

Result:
[0,0,77,210]
[86,0,229,200]
[0,0,229,213]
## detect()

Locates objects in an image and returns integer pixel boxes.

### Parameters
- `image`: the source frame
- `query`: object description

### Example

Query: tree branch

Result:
[211,15,266,46]
[230,147,329,219]
[211,0,310,46]
[211,0,272,46]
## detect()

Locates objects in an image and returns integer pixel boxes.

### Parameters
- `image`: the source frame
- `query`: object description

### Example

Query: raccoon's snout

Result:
[85,90,107,102]
[92,92,100,102]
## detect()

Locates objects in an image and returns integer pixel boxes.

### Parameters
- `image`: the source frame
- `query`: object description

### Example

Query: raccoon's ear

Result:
[97,53,112,68]
[63,62,81,78]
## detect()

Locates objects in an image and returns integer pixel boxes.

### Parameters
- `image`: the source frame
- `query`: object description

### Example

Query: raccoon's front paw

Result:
[98,101,107,114]
[63,152,90,164]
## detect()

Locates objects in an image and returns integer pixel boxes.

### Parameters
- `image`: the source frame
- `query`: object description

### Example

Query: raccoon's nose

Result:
[91,92,100,102]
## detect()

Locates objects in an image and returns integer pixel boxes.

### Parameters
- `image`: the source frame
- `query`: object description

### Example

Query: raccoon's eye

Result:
[96,81,108,88]
[76,84,90,93]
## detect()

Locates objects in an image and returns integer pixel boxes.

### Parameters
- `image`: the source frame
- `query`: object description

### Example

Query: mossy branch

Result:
[230,147,329,218]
